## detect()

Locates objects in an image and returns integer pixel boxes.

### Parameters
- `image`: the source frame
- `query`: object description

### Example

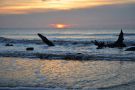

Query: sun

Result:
[56,24,65,29]
[51,24,70,29]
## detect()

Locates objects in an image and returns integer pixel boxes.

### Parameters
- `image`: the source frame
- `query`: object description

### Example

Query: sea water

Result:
[0,28,135,90]
[0,28,135,60]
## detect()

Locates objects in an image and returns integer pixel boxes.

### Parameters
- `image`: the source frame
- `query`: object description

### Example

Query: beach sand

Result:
[0,57,135,90]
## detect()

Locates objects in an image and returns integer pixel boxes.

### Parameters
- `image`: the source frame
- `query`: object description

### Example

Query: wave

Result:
[0,36,135,45]
[1,33,135,37]
[99,81,135,90]
[0,37,93,45]
[0,87,98,90]
[0,33,115,36]
[0,87,67,90]
[115,33,135,36]
[123,33,135,36]
[0,51,135,61]
[1,37,135,61]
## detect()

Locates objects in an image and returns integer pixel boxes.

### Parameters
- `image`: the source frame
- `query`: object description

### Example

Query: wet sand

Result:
[0,57,135,90]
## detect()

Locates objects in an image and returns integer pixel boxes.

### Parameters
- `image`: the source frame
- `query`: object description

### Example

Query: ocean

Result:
[0,28,135,60]
[0,28,135,90]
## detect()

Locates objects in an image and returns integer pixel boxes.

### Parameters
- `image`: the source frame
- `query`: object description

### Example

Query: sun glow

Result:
[56,24,65,29]
[51,24,70,29]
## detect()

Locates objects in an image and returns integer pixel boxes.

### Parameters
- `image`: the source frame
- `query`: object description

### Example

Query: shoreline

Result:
[0,57,135,90]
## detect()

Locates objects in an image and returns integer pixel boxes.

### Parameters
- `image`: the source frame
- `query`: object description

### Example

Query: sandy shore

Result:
[0,57,135,90]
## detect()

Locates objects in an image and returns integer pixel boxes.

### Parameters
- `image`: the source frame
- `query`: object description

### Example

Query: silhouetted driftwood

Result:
[37,33,55,46]
[92,29,126,49]
[113,30,126,47]
[26,47,34,51]
[5,43,13,46]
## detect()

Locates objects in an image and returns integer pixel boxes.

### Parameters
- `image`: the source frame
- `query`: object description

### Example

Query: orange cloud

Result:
[0,0,135,14]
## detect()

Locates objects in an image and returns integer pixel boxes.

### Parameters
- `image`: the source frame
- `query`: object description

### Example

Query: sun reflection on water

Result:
[0,57,135,89]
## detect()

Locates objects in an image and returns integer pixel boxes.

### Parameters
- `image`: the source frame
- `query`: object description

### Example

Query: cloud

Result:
[0,0,135,14]
[0,3,135,29]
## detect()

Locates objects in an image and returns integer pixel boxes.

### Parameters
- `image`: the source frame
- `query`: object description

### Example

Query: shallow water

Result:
[0,57,135,89]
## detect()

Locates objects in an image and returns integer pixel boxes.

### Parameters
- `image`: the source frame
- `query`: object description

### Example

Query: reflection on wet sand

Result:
[0,57,135,89]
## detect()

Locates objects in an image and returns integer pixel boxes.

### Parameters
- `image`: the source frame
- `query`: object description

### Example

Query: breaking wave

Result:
[0,37,135,61]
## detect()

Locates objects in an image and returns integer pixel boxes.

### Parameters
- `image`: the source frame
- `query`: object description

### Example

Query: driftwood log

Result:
[92,29,126,49]
[38,33,55,46]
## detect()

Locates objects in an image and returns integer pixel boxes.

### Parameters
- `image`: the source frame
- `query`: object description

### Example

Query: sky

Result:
[0,0,135,29]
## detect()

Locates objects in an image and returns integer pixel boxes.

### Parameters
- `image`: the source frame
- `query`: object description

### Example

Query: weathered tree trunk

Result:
[113,29,126,47]
[93,29,126,49]
[38,33,55,46]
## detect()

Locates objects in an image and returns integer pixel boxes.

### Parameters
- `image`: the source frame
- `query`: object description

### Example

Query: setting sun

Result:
[56,24,65,29]
[51,24,70,29]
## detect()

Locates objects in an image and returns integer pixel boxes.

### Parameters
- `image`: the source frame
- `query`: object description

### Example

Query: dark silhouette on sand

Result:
[93,29,126,49]
[38,33,55,46]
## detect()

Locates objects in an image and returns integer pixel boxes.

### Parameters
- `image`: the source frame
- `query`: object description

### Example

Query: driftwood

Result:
[26,47,34,51]
[37,33,55,46]
[92,29,126,49]
[5,43,13,46]
[113,30,126,47]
